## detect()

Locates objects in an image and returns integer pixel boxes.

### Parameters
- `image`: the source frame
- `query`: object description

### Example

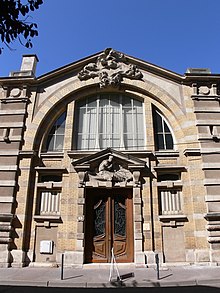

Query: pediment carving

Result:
[78,48,143,88]
[72,148,148,187]
[89,155,133,183]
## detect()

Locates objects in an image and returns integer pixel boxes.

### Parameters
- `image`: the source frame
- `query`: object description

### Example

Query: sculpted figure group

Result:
[78,48,143,88]
[97,155,133,182]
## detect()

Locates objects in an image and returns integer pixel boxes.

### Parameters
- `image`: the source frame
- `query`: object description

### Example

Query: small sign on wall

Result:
[40,240,54,254]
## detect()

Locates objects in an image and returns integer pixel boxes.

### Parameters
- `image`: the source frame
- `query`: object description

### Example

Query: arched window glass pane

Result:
[46,112,66,151]
[75,94,145,150]
[154,110,174,150]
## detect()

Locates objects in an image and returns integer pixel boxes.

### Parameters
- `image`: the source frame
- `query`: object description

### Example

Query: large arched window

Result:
[75,94,145,150]
[46,112,66,151]
[153,110,174,150]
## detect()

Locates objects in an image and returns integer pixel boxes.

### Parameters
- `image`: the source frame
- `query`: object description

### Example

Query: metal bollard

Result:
[61,253,64,280]
[155,253,159,280]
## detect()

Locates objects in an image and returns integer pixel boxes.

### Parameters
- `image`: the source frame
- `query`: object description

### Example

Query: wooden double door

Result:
[85,188,134,263]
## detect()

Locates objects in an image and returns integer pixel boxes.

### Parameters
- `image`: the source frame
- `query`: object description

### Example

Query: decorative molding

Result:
[10,88,22,98]
[34,215,62,223]
[159,214,188,227]
[40,152,64,159]
[19,150,37,158]
[154,165,186,172]
[190,82,219,98]
[68,150,154,160]
[0,197,14,203]
[35,166,67,173]
[0,213,14,221]
[0,180,16,187]
[0,109,26,115]
[36,182,62,189]
[0,165,18,171]
[183,148,201,157]
[154,151,179,158]
[204,213,220,221]
[198,86,211,95]
[191,95,220,101]
[157,180,182,188]
[78,48,143,88]
[0,97,30,104]
[208,237,220,243]
[207,225,220,231]
[0,122,24,128]
[72,148,148,187]
[202,163,220,170]
[205,195,220,202]
[204,179,220,186]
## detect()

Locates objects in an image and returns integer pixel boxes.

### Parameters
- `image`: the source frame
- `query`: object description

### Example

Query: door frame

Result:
[73,149,147,265]
[84,188,134,263]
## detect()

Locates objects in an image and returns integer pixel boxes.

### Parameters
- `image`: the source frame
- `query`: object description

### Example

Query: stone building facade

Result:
[0,49,219,267]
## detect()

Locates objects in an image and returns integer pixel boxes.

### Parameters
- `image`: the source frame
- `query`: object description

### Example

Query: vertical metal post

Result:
[155,253,159,280]
[61,253,64,280]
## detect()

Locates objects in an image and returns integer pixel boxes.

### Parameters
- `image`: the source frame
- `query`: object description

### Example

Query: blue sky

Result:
[0,0,220,77]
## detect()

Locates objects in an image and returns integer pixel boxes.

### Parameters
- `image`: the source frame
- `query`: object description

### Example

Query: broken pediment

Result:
[72,148,148,187]
[78,48,143,88]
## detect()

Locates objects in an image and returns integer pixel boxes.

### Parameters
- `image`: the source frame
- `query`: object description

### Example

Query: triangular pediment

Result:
[72,148,149,188]
[36,48,184,84]
[72,148,147,170]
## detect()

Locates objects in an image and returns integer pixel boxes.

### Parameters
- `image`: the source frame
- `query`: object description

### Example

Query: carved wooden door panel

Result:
[84,189,133,263]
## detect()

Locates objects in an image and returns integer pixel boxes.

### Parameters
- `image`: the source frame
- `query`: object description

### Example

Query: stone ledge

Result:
[205,213,220,221]
[159,215,188,225]
[34,215,62,224]
[154,151,179,158]
[183,148,201,156]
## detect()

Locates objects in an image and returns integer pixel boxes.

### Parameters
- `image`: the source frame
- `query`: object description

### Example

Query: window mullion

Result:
[52,123,57,151]
[132,99,135,149]
[84,99,88,150]
[53,128,57,151]
[162,117,166,150]
[119,95,124,149]
[95,96,100,150]
[108,97,110,147]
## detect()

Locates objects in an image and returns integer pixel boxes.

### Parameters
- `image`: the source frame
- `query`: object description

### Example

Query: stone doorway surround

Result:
[71,148,149,265]
[84,188,134,263]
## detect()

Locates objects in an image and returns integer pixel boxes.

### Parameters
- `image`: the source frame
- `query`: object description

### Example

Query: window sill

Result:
[36,182,62,188]
[154,165,187,172]
[157,180,182,188]
[40,152,64,159]
[154,150,179,158]
[34,215,62,222]
[35,166,67,173]
[204,213,220,221]
[159,214,188,222]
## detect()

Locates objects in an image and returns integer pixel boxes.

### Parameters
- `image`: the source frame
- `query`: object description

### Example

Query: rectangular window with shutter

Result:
[40,190,61,215]
[159,189,182,215]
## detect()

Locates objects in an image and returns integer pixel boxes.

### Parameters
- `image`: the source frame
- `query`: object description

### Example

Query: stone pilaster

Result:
[0,85,31,267]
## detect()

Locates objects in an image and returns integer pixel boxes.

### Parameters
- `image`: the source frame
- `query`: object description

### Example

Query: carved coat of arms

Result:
[78,48,143,88]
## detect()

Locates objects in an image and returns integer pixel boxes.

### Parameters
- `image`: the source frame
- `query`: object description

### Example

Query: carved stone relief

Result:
[198,86,210,95]
[78,48,143,88]
[192,83,220,96]
[88,155,133,183]
[10,88,22,98]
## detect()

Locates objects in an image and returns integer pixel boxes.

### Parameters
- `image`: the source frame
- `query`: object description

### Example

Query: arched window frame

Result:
[74,94,146,151]
[153,110,175,151]
[45,112,67,152]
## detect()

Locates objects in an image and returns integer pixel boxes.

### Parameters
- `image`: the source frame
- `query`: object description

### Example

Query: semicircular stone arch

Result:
[25,77,193,152]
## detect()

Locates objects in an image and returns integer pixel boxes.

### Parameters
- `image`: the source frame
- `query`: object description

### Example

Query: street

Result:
[0,285,220,293]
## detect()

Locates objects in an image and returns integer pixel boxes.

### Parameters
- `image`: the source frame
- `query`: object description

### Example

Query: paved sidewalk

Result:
[0,264,220,288]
